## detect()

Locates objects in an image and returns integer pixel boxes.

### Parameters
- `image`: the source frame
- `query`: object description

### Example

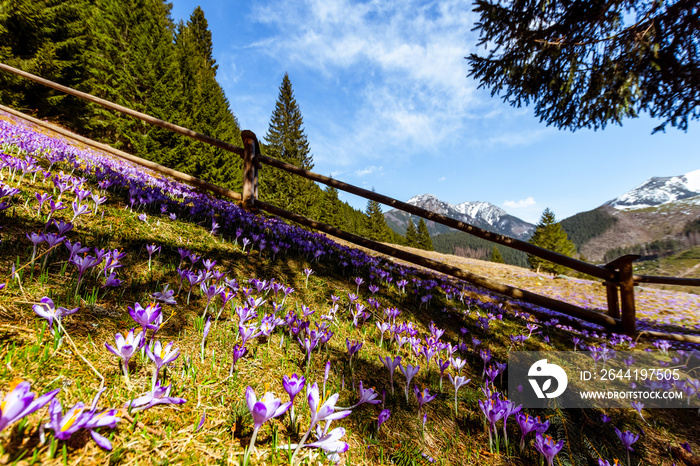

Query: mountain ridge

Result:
[387,193,535,240]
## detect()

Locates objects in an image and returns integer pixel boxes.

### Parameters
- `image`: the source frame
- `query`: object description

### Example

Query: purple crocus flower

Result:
[70,201,91,222]
[376,321,390,348]
[379,355,401,395]
[291,383,352,461]
[399,363,420,402]
[377,408,391,431]
[413,385,436,415]
[615,426,639,452]
[502,398,522,446]
[630,401,646,423]
[0,380,60,432]
[229,344,247,376]
[32,297,79,334]
[243,385,292,464]
[65,240,89,262]
[283,374,306,403]
[105,328,144,382]
[42,398,92,442]
[478,393,507,453]
[534,432,564,466]
[128,302,163,335]
[145,340,181,389]
[305,426,349,464]
[146,244,160,270]
[346,338,363,368]
[299,336,318,367]
[447,374,470,416]
[340,381,380,409]
[151,284,177,305]
[303,268,314,288]
[125,382,186,413]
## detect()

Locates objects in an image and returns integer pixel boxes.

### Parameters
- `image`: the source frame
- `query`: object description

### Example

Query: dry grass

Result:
[0,110,699,466]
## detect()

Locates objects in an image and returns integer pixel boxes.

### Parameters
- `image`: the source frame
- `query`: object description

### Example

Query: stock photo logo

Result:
[528,359,568,399]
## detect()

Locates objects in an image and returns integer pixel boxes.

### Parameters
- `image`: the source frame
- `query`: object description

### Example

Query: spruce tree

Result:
[527,208,577,274]
[405,217,418,247]
[416,219,434,251]
[85,0,178,159]
[261,73,318,216]
[171,7,242,190]
[491,246,505,263]
[364,197,391,242]
[0,0,92,125]
[468,0,699,132]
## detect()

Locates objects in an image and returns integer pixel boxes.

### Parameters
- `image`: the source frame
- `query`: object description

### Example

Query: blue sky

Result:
[170,0,699,224]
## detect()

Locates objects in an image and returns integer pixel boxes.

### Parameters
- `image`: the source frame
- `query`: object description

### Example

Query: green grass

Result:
[0,119,699,465]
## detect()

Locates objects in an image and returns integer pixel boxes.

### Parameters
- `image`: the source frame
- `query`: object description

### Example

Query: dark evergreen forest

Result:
[0,0,373,235]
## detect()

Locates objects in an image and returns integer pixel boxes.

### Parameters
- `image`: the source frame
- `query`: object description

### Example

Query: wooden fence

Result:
[2,62,699,344]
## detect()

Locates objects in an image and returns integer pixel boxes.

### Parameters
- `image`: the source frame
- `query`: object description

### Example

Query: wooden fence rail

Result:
[2,62,698,343]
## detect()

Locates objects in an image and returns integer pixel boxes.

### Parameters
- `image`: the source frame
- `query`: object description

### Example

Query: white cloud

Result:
[249,0,481,154]
[503,197,536,209]
[438,176,447,182]
[355,165,383,176]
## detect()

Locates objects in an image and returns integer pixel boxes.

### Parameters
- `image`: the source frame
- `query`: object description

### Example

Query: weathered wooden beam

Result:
[636,330,700,345]
[633,275,700,287]
[256,200,619,329]
[241,130,260,211]
[0,103,242,202]
[255,153,613,281]
[0,63,244,157]
[614,255,640,336]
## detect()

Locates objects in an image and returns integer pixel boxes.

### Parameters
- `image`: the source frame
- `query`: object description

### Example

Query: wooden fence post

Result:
[604,255,640,335]
[241,130,259,211]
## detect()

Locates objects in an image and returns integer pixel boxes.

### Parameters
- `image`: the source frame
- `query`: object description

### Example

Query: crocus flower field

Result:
[0,109,699,465]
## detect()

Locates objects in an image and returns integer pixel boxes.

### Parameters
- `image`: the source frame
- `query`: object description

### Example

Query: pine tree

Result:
[364,196,391,242]
[171,7,242,190]
[468,0,698,132]
[491,246,505,263]
[416,219,434,251]
[261,73,318,216]
[528,208,577,274]
[405,217,419,247]
[318,185,342,227]
[85,0,179,159]
[0,0,92,125]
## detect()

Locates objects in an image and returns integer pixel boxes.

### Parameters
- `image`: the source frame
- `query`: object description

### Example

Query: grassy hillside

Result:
[1,110,699,466]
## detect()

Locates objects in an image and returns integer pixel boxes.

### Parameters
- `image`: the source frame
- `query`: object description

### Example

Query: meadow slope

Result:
[0,109,699,466]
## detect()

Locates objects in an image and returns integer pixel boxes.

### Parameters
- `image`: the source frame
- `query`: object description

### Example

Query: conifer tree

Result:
[405,217,419,247]
[85,0,178,159]
[491,246,505,263]
[528,208,577,274]
[0,0,92,125]
[468,0,698,132]
[261,73,318,216]
[318,185,342,227]
[364,196,391,242]
[171,6,242,190]
[416,219,434,251]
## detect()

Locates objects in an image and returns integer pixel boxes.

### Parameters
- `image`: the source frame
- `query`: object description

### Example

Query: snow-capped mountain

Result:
[560,168,700,261]
[604,169,700,210]
[385,194,535,240]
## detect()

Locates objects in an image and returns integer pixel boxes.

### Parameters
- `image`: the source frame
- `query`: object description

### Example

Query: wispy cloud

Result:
[248,0,488,157]
[504,197,536,209]
[355,165,383,177]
